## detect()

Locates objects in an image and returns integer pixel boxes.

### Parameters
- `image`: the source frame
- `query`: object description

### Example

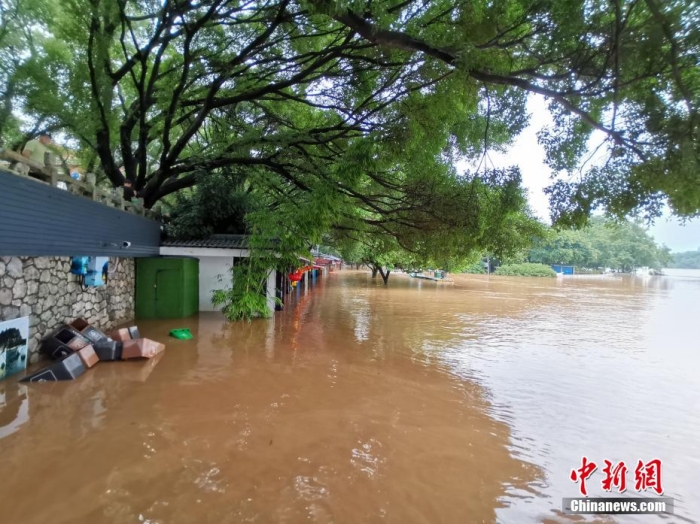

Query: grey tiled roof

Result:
[161,234,249,249]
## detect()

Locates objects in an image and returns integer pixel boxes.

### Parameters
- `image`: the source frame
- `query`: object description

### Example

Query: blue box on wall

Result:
[85,257,109,286]
[70,256,88,276]
[84,271,104,286]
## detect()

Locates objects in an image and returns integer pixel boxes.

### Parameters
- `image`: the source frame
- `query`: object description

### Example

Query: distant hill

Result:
[669,249,700,269]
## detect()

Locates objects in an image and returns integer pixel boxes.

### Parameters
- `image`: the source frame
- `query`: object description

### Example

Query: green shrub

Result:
[462,262,486,274]
[211,256,279,320]
[574,267,603,274]
[495,263,557,277]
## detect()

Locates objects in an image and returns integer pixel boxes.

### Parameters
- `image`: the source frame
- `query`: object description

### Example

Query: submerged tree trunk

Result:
[377,267,391,284]
[371,266,378,278]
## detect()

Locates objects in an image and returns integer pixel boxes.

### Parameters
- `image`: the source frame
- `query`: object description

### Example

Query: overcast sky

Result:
[475,96,700,253]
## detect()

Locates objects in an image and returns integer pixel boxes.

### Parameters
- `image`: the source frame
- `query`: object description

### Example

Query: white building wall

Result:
[158,247,277,314]
[198,256,233,311]
[266,269,277,313]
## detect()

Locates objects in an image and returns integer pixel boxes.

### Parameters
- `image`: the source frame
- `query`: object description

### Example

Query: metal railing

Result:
[0,148,159,220]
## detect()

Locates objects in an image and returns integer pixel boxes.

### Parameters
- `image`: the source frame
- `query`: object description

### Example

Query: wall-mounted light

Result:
[99,241,131,248]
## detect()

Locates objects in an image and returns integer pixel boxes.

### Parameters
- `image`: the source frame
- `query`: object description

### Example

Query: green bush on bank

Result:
[462,262,486,274]
[495,263,557,277]
[574,267,603,274]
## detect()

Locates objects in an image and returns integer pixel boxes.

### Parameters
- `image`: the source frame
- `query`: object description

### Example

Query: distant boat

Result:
[408,271,454,283]
[635,267,651,277]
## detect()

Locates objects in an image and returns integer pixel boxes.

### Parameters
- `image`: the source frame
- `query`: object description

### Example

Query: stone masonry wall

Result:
[0,257,135,364]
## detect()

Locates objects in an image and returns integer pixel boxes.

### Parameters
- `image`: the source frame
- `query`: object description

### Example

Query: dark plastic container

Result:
[21,353,86,382]
[93,339,123,361]
[81,326,110,344]
[41,326,91,358]
[46,343,73,360]
[69,318,111,344]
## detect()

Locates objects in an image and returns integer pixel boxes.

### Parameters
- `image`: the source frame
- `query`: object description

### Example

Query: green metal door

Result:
[136,257,199,319]
[155,269,182,318]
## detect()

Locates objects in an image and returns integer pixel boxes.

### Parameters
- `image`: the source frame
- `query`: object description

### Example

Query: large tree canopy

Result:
[2,0,698,315]
[3,0,698,218]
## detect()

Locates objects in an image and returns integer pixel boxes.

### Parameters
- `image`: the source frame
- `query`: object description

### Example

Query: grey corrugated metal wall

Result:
[0,169,160,257]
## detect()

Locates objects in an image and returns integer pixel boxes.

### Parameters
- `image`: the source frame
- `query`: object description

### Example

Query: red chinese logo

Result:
[570,457,598,496]
[634,459,664,495]
[570,458,663,496]
[602,460,627,493]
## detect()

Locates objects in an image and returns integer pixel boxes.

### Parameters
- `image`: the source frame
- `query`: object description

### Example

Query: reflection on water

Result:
[0,381,30,439]
[0,269,698,523]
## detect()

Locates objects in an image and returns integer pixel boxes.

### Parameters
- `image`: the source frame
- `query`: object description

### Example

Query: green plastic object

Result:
[135,257,199,319]
[170,328,193,340]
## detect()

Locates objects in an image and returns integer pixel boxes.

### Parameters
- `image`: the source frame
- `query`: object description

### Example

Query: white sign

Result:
[0,316,30,380]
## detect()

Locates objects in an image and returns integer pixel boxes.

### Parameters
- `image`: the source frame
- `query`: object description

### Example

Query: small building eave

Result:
[160,246,251,257]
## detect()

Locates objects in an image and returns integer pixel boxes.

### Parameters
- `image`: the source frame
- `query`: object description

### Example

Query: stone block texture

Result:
[0,257,134,364]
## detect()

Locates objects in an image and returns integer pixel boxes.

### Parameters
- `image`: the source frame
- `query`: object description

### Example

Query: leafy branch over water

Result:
[3,0,698,220]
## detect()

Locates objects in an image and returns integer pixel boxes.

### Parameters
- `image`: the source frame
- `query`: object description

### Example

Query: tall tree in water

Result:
[4,0,697,221]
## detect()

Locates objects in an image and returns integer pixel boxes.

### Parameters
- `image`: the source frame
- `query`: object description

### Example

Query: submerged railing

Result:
[0,148,158,220]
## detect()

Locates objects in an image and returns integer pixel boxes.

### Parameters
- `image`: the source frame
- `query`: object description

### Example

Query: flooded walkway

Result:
[1,270,699,523]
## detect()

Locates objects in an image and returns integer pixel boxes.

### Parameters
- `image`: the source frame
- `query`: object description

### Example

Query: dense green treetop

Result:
[163,168,254,238]
[2,0,698,220]
[0,0,57,144]
[669,248,700,269]
[528,217,672,270]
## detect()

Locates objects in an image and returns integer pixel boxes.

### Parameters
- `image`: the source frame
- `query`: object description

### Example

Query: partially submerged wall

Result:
[0,256,134,363]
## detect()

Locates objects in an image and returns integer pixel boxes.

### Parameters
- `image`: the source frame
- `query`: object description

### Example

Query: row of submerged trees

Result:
[667,249,700,269]
[527,217,673,272]
[345,217,674,278]
[1,0,698,317]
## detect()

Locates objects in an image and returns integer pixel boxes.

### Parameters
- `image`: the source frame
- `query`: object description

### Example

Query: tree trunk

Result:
[371,266,378,278]
[377,267,390,284]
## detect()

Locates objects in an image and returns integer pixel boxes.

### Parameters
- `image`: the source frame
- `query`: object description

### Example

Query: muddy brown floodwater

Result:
[1,269,699,523]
